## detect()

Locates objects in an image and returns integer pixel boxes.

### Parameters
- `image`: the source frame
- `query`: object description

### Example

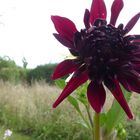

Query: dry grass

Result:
[0,81,60,117]
[0,80,140,140]
[0,80,139,121]
[0,81,91,140]
[0,80,139,119]
[0,80,77,122]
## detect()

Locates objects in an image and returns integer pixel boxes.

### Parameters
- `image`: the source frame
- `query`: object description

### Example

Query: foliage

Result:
[125,117,140,140]
[102,86,132,139]
[27,63,57,85]
[22,57,28,68]
[0,56,20,83]
[0,56,140,139]
[0,82,91,140]
[55,79,134,140]
[0,56,57,85]
[0,127,32,140]
[0,82,139,139]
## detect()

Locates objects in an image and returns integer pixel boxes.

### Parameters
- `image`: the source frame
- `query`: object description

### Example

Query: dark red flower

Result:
[51,0,140,119]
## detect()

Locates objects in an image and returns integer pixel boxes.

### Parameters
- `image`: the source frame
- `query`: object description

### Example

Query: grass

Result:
[0,81,140,139]
[0,81,91,140]
[0,127,32,140]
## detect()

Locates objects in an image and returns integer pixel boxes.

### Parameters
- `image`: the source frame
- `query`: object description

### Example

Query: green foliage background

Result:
[0,56,57,84]
[27,63,57,84]
[0,56,140,140]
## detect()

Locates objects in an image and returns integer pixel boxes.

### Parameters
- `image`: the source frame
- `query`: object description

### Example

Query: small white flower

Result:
[3,129,12,139]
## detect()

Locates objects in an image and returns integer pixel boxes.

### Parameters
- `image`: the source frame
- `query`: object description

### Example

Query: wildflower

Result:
[51,0,140,119]
[3,129,12,139]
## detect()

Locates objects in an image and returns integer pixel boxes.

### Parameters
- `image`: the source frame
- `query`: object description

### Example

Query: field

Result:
[0,81,140,140]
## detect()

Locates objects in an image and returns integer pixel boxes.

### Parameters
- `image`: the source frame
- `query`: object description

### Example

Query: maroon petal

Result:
[125,78,140,94]
[87,82,106,113]
[69,49,79,56]
[110,0,124,26]
[125,35,140,45]
[125,35,140,41]
[53,33,74,49]
[109,80,133,119]
[53,71,88,108]
[84,9,90,29]
[132,40,140,45]
[124,12,140,33]
[134,39,140,42]
[52,59,80,80]
[118,77,131,92]
[51,16,77,41]
[89,0,107,25]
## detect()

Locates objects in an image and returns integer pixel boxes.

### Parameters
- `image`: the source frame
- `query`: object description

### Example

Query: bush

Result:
[0,56,28,83]
[0,67,20,83]
[27,64,57,84]
[0,56,16,69]
[0,57,19,83]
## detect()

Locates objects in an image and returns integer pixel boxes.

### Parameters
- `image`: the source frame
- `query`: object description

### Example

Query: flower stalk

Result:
[94,112,100,140]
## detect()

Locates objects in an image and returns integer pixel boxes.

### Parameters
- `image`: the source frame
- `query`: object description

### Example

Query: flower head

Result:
[51,0,140,119]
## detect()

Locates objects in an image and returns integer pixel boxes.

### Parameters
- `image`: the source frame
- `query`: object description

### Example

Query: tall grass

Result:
[0,81,140,139]
[0,81,90,140]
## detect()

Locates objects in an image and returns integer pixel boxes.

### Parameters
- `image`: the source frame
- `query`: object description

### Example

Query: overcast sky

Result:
[0,0,139,68]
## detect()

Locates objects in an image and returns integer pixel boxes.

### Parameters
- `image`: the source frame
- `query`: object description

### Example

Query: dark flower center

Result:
[74,19,136,85]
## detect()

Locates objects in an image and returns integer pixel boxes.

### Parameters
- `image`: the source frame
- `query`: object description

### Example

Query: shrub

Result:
[27,63,57,84]
[0,57,20,83]
[0,56,28,83]
[0,67,20,83]
[0,56,16,69]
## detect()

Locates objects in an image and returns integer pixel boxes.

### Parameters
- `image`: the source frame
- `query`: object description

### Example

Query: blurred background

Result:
[0,0,139,140]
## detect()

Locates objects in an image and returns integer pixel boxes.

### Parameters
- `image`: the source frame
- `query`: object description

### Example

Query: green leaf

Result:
[77,120,89,129]
[67,96,81,113]
[75,82,88,105]
[55,79,66,89]
[104,86,132,135]
[68,95,91,130]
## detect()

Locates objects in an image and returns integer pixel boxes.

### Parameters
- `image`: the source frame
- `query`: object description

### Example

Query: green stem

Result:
[103,134,109,140]
[79,111,92,131]
[85,105,93,128]
[94,112,100,140]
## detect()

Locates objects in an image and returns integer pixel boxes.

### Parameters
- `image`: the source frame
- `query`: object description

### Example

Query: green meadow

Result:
[0,57,140,140]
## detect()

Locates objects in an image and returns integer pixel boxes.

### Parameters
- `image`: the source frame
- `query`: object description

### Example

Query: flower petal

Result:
[84,9,90,29]
[53,71,88,108]
[51,16,77,41]
[89,0,107,25]
[53,33,74,49]
[125,35,140,41]
[108,80,133,119]
[87,82,106,113]
[110,0,124,26]
[125,35,140,45]
[118,77,131,92]
[125,77,140,94]
[52,59,80,80]
[69,49,79,56]
[124,12,140,33]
